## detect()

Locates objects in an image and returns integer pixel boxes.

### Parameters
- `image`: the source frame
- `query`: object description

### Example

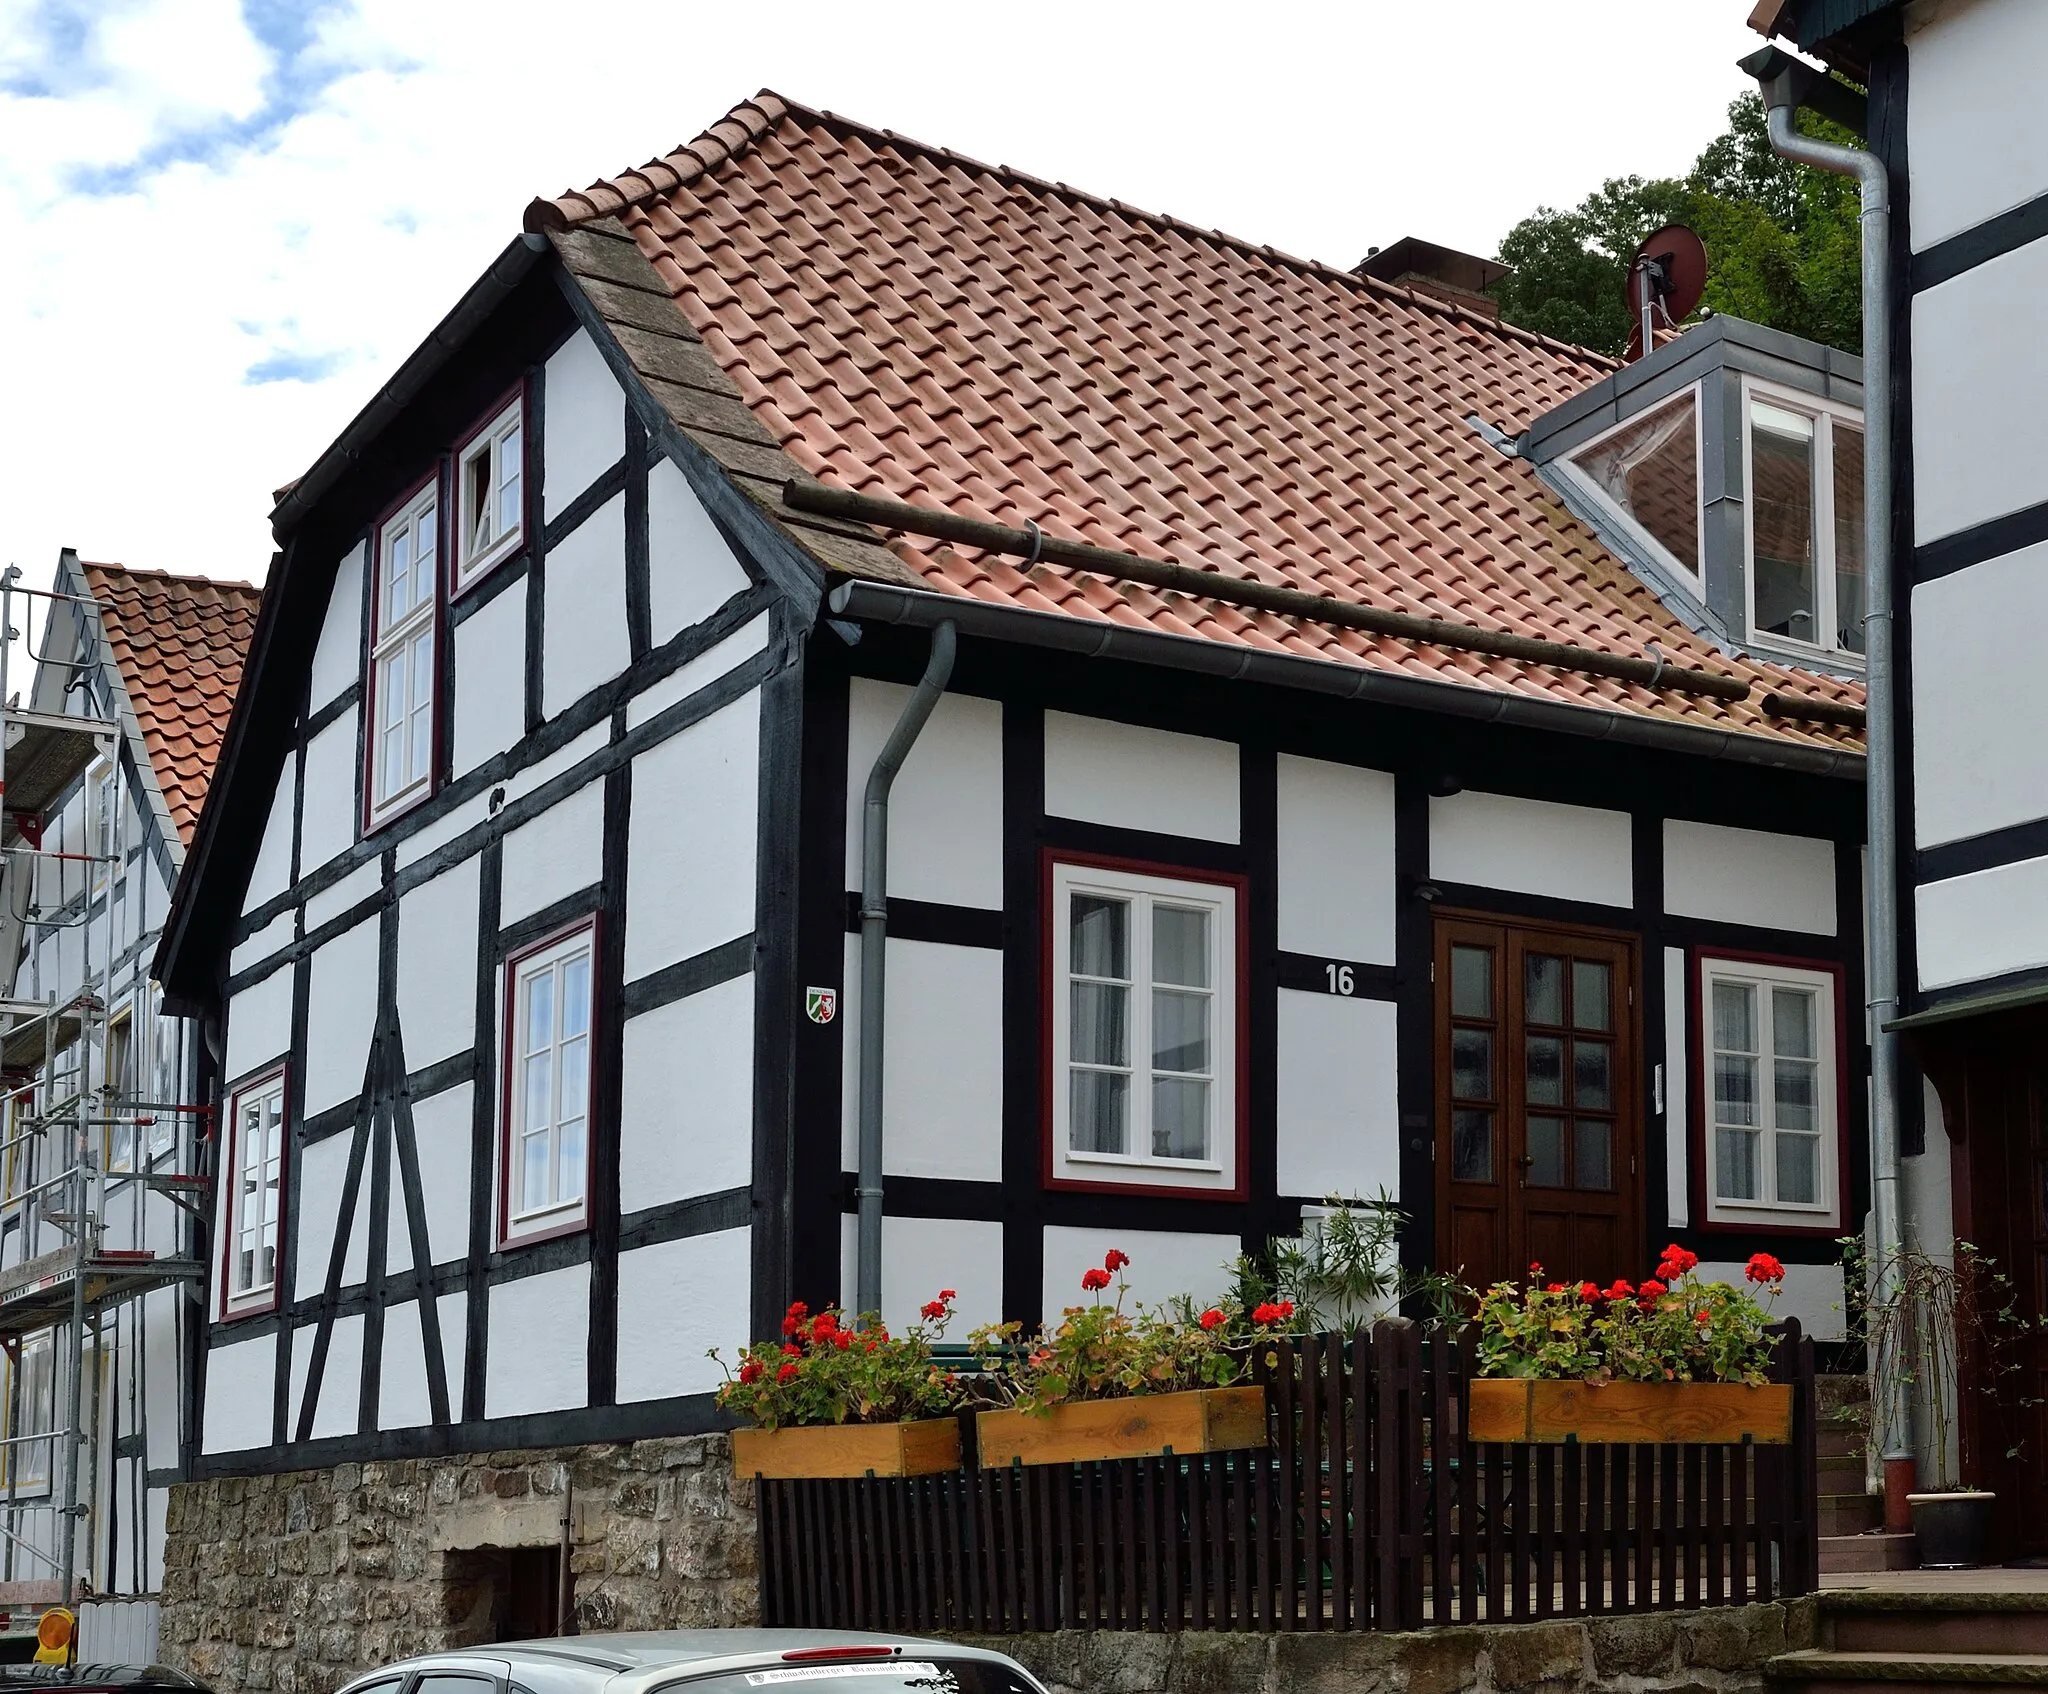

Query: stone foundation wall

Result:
[159,1435,757,1694]
[968,1597,1818,1694]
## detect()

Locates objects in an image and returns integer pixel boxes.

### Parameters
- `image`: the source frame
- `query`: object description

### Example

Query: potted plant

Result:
[711,1291,965,1478]
[1467,1246,1793,1445]
[1863,1239,2029,1568]
[968,1249,1284,1467]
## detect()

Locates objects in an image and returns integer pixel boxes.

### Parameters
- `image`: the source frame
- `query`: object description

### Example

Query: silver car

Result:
[335,1633,1048,1694]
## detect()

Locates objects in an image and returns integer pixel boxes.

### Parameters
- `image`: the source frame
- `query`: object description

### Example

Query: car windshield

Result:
[674,1662,1035,1694]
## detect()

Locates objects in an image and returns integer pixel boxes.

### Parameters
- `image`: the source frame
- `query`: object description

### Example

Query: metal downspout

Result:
[855,621,958,1321]
[1752,75,1913,1502]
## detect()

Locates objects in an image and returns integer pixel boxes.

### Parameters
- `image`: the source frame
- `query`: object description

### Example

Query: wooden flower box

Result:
[1467,1378,1794,1446]
[977,1386,1267,1468]
[730,1417,962,1479]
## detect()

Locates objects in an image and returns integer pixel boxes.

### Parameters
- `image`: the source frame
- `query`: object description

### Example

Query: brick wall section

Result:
[158,1436,758,1694]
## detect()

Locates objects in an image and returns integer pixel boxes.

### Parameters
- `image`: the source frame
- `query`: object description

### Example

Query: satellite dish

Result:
[1623,224,1707,361]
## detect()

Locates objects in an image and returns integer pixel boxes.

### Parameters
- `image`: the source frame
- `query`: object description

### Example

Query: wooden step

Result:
[1820,1531,1919,1573]
[1767,1649,2048,1690]
[1831,1598,2048,1657]
[1819,1492,1885,1537]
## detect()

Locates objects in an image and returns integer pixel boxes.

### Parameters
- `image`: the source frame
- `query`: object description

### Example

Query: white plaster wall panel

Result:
[1912,542,2048,845]
[542,492,631,720]
[454,576,527,777]
[1663,947,1689,1229]
[306,1311,364,1439]
[1905,1075,1957,1259]
[615,1229,751,1402]
[628,614,771,732]
[296,1128,371,1295]
[837,1214,1005,1335]
[837,934,1002,1182]
[142,1287,182,1470]
[648,458,753,645]
[1917,854,2048,988]
[543,328,625,523]
[620,972,753,1210]
[1661,820,1836,935]
[225,966,292,1085]
[309,543,365,711]
[1913,240,2048,543]
[1275,754,1397,964]
[485,1264,590,1417]
[844,682,1004,909]
[299,708,359,876]
[378,1292,466,1429]
[304,857,381,933]
[395,790,490,872]
[395,1082,473,1272]
[503,722,610,812]
[625,693,759,981]
[396,858,480,1070]
[1274,990,1399,1200]
[1043,712,1239,843]
[304,918,381,1116]
[1695,1260,1846,1343]
[500,779,603,926]
[245,773,297,909]
[199,1333,276,1454]
[1906,0,2048,250]
[1429,792,1633,908]
[1041,1225,1239,1318]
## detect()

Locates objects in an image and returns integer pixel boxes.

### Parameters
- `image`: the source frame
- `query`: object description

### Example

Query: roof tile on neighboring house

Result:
[80,563,262,848]
[532,92,1865,755]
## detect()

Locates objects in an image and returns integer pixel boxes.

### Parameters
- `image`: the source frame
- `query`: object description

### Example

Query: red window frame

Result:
[217,1061,290,1322]
[496,914,601,1249]
[363,467,447,835]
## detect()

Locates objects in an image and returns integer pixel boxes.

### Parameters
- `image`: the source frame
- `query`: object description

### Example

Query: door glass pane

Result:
[1452,1028,1492,1101]
[1834,423,1865,653]
[1525,955,1565,1026]
[1153,905,1209,987]
[1717,1127,1759,1200]
[1573,1040,1613,1111]
[1452,1109,1493,1182]
[1752,401,1817,643]
[1576,1120,1613,1191]
[1777,1131,1817,1205]
[1528,1115,1566,1187]
[1525,1035,1564,1106]
[1451,946,1492,1019]
[1152,1078,1208,1160]
[1572,960,1611,1031]
[1070,1072,1127,1154]
[1773,986,1816,1059]
[1152,988,1208,1073]
[1072,895,1128,979]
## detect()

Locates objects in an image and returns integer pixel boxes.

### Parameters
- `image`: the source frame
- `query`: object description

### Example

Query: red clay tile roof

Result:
[531,92,1864,755]
[81,563,262,849]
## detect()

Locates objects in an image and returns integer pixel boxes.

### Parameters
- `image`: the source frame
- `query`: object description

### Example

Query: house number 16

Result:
[1324,963,1355,995]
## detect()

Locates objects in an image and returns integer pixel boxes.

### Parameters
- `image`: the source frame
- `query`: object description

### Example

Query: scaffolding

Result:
[0,566,207,1615]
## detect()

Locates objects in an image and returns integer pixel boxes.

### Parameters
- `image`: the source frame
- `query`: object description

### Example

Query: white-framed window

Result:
[1699,955,1840,1227]
[1049,859,1240,1195]
[5,1330,55,1491]
[454,394,525,593]
[499,921,595,1244]
[367,478,440,829]
[87,759,117,896]
[1743,379,1865,658]
[221,1067,287,1318]
[104,1010,133,1173]
[1558,385,1705,587]
[145,991,181,1164]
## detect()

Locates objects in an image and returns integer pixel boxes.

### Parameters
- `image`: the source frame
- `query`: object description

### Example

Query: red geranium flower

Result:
[1604,1280,1635,1302]
[1638,1278,1668,1304]
[1657,1243,1698,1277]
[776,1360,800,1383]
[1528,1261,1544,1277]
[939,1289,957,1300]
[1276,1300,1295,1319]
[780,1341,802,1356]
[1251,1300,1294,1325]
[1745,1252,1786,1285]
[1199,1308,1226,1331]
[1579,1281,1601,1302]
[921,1299,948,1321]
[781,1301,809,1337]
[834,1331,852,1350]
[1545,1282,1565,1294]
[1081,1267,1113,1292]
[1104,1249,1131,1273]
[738,1360,763,1385]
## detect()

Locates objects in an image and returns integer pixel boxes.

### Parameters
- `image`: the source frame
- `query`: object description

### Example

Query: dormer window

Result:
[1747,390,1864,656]
[1565,390,1701,581]
[454,393,525,593]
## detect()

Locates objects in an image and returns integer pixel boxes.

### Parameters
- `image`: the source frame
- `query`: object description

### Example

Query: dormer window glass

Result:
[1566,390,1701,579]
[455,395,525,593]
[1746,390,1864,657]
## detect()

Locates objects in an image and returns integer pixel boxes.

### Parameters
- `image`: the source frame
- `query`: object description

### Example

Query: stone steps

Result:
[1767,1590,2048,1692]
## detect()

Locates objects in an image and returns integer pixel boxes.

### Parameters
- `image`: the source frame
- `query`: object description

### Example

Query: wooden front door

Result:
[1434,914,1640,1292]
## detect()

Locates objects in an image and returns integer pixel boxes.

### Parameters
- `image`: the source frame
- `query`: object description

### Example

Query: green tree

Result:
[1492,93,1862,357]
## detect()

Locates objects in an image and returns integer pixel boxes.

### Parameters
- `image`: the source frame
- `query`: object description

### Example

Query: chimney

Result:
[1354,237,1509,319]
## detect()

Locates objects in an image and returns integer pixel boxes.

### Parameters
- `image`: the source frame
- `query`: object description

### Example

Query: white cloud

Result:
[0,0,1766,590]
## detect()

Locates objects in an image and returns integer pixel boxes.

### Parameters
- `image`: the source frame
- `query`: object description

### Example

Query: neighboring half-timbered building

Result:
[153,93,1873,1654]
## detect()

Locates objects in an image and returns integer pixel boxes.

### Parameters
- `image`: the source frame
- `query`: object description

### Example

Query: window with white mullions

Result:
[369,482,439,826]
[1052,861,1238,1189]
[1702,957,1837,1221]
[455,396,524,591]
[6,1331,54,1489]
[223,1070,286,1315]
[504,926,594,1236]
[1746,386,1866,658]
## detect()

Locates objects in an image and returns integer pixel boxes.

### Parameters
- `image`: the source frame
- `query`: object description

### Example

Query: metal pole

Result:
[855,621,957,1321]
[1751,71,1913,1514]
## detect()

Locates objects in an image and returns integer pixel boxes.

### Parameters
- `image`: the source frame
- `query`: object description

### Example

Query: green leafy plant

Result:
[709,1293,962,1431]
[1240,1190,1470,1336]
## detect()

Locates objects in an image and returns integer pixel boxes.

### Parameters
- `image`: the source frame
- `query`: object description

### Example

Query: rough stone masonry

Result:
[159,1435,758,1694]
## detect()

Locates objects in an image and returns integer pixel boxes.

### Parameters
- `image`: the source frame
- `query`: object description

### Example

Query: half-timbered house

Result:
[153,93,1874,1643]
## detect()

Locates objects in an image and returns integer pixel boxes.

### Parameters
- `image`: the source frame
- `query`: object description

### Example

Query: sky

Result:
[0,0,1770,592]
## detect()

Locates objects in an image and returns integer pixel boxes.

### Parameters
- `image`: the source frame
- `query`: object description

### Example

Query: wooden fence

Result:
[755,1318,1818,1634]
